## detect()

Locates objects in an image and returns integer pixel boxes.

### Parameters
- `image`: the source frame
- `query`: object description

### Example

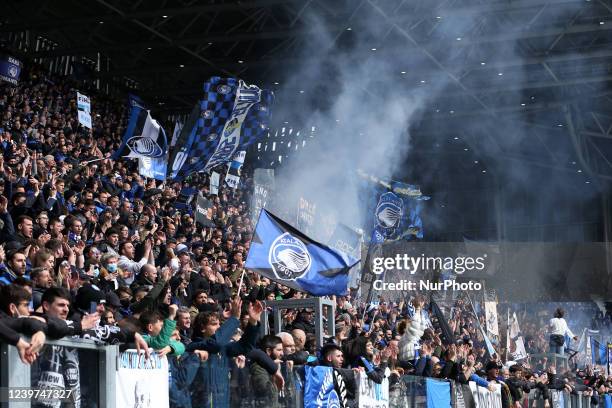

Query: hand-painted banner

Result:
[297,197,316,236]
[116,350,169,408]
[225,150,246,189]
[484,302,499,337]
[77,92,92,129]
[468,382,501,408]
[358,370,389,408]
[210,171,220,195]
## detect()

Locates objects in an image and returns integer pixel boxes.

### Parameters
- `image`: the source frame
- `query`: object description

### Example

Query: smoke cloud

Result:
[260,0,607,301]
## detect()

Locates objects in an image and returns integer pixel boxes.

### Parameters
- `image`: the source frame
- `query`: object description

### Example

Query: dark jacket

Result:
[32,287,45,310]
[186,317,261,408]
[129,272,155,293]
[168,352,202,408]
[250,361,279,408]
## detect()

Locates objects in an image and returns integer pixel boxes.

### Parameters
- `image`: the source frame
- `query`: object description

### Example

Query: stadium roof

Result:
[3,0,612,184]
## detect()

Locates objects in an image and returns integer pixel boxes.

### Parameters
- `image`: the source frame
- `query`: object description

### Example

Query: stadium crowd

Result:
[0,60,610,408]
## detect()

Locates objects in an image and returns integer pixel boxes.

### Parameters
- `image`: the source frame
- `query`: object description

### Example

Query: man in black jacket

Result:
[30,267,52,310]
[249,334,284,408]
[0,284,47,364]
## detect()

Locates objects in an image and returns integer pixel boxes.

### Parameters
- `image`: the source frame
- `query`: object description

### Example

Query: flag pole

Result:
[79,157,106,166]
[237,268,247,297]
[506,308,510,363]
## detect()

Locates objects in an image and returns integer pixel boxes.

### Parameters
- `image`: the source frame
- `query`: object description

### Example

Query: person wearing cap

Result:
[71,284,107,321]
[485,360,512,408]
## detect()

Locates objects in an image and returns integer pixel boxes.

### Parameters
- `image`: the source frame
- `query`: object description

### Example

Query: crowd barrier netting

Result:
[1,341,611,408]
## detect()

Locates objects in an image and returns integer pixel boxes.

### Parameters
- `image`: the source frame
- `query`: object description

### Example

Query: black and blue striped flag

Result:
[167,77,273,181]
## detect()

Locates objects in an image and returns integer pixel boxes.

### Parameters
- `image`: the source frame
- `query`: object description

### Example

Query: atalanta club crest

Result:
[375,191,403,238]
[327,390,341,408]
[268,232,311,280]
[8,66,18,78]
[218,84,232,95]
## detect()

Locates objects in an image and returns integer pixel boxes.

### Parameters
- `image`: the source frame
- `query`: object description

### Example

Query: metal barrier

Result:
[389,375,428,408]
[529,353,569,371]
[1,339,118,408]
[1,341,610,408]
[524,388,610,408]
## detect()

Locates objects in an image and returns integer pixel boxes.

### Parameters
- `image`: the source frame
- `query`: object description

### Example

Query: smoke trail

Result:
[270,1,461,240]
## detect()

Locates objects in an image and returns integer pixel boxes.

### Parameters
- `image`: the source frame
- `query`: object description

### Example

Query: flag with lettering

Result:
[77,92,92,129]
[167,77,273,181]
[225,150,246,189]
[0,54,22,85]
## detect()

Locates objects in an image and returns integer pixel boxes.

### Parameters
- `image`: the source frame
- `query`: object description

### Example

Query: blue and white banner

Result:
[210,171,220,195]
[77,92,92,129]
[170,120,182,147]
[591,338,607,366]
[246,209,358,296]
[167,77,273,181]
[139,154,167,181]
[116,350,169,408]
[225,150,246,189]
[358,371,389,408]
[304,366,342,408]
[0,55,22,85]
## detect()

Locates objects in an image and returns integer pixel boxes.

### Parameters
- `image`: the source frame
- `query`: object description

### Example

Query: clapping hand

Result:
[248,300,264,324]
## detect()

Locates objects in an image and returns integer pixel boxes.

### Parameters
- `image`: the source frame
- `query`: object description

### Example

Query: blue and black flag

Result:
[591,338,607,366]
[112,95,167,161]
[167,77,273,181]
[370,180,428,243]
[245,209,359,296]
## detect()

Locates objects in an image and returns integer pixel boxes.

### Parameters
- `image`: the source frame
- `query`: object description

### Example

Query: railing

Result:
[1,339,118,408]
[1,340,610,408]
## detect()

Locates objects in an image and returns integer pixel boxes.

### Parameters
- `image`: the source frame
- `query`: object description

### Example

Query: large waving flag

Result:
[360,171,429,244]
[112,95,168,180]
[245,209,358,296]
[167,77,273,181]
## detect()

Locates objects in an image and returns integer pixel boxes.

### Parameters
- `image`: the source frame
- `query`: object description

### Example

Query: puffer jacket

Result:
[398,309,431,361]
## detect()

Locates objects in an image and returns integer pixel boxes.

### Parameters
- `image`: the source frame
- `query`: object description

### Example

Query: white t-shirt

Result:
[549,317,574,338]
